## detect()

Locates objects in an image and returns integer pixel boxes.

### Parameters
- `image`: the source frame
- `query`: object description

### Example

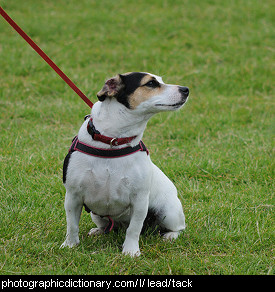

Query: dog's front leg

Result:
[122,193,149,257]
[60,192,83,248]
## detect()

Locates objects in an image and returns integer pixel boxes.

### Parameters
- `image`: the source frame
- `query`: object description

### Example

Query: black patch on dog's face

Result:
[116,72,147,108]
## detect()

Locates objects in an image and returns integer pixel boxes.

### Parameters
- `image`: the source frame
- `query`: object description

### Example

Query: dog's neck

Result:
[91,99,152,142]
[78,99,155,148]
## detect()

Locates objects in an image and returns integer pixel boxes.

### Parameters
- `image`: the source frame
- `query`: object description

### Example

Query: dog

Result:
[61,72,189,256]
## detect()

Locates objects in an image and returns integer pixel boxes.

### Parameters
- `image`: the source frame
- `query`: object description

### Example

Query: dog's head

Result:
[97,72,189,112]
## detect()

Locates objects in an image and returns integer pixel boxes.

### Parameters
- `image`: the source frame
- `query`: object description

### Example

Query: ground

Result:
[0,0,273,274]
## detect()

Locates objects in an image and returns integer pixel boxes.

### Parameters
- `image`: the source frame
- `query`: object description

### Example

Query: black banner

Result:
[0,275,271,290]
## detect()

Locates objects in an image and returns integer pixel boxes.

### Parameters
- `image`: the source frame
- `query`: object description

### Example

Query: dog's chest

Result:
[68,152,151,216]
[86,166,132,214]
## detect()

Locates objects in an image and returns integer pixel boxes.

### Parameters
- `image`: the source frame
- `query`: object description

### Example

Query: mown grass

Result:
[0,0,274,274]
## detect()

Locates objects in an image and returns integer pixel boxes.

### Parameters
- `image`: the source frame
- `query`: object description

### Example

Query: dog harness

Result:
[66,118,149,233]
[69,136,149,159]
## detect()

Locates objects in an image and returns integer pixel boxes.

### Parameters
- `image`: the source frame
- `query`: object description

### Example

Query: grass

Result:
[0,0,274,275]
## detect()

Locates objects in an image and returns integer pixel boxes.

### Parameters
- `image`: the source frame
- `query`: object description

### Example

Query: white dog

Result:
[61,72,189,256]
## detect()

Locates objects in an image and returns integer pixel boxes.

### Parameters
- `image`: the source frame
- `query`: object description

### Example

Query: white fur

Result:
[61,73,188,257]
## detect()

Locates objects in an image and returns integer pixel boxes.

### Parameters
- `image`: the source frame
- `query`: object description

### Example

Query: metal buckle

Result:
[110,138,118,148]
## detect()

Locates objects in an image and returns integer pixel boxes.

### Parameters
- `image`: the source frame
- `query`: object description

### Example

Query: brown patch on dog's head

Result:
[127,75,165,109]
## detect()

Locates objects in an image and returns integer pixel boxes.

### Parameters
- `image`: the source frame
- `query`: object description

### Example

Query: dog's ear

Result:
[97,74,124,102]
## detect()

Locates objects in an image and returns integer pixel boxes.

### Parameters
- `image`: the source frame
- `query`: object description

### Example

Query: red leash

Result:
[0,6,93,109]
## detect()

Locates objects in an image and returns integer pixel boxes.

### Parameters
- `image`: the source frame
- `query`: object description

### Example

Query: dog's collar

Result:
[86,117,137,147]
[69,136,149,159]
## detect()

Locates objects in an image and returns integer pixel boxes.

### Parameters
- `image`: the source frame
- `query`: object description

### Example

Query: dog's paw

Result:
[87,228,104,236]
[122,247,141,257]
[60,238,79,248]
[162,231,180,241]
[122,240,141,257]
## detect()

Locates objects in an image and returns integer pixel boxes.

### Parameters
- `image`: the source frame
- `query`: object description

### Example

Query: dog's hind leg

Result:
[160,204,185,240]
[60,191,83,248]
[158,195,186,241]
[150,164,186,240]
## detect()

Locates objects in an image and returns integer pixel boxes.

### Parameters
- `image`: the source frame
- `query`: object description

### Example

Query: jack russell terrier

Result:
[61,72,189,256]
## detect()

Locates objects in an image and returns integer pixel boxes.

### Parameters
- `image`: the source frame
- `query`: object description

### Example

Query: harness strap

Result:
[69,136,149,158]
[104,216,114,234]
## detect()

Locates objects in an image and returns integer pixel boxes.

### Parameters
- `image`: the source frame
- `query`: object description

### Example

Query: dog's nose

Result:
[179,86,189,98]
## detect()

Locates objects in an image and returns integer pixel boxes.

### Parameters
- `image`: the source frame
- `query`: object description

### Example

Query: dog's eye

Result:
[144,80,160,88]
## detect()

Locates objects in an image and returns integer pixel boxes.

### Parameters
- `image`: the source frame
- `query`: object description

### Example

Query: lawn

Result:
[0,0,274,275]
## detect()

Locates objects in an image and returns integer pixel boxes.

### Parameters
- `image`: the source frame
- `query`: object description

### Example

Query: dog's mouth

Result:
[155,101,186,108]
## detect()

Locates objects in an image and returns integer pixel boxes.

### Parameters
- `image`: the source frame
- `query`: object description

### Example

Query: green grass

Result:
[0,0,274,275]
